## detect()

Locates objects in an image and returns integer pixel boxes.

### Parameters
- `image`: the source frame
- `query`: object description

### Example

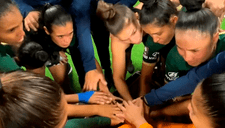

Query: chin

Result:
[188,62,199,67]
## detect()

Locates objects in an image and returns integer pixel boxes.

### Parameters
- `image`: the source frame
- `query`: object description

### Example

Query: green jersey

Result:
[165,34,225,82]
[0,44,20,72]
[143,36,175,63]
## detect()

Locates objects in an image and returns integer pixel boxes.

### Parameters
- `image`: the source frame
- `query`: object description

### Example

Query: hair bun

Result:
[140,0,158,9]
[34,50,49,62]
[180,0,205,12]
[96,0,116,21]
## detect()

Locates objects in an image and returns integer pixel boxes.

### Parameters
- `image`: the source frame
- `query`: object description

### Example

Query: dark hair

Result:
[18,36,49,69]
[39,4,72,33]
[0,71,62,128]
[139,0,178,26]
[96,0,138,35]
[0,0,17,18]
[200,73,225,128]
[176,0,219,37]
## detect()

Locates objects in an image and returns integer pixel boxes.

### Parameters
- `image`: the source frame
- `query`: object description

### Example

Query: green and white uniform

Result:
[143,35,175,64]
[165,34,225,82]
[0,44,20,73]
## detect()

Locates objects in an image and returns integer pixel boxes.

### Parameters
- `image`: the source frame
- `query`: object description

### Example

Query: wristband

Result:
[141,96,149,106]
[78,91,95,103]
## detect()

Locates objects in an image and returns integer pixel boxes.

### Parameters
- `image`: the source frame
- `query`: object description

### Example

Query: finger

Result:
[117,103,126,111]
[82,83,88,92]
[28,22,38,31]
[113,96,123,101]
[33,21,39,29]
[115,113,125,119]
[123,100,129,107]
[24,20,30,31]
[99,76,107,85]
[127,100,134,106]
[94,91,109,96]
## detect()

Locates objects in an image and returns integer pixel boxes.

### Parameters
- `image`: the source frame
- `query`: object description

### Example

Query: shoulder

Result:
[166,46,187,70]
[216,34,225,53]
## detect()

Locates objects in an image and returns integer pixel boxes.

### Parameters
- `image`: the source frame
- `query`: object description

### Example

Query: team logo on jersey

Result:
[165,72,179,81]
[152,52,159,57]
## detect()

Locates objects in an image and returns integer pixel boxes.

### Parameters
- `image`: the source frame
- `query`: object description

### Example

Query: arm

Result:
[139,62,156,96]
[111,35,133,101]
[67,104,123,119]
[70,1,107,90]
[144,51,225,106]
[65,91,112,104]
[70,0,96,73]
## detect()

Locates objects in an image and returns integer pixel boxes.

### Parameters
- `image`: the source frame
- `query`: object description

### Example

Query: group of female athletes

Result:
[1,0,225,128]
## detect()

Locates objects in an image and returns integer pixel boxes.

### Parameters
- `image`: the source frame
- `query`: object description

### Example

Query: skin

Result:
[44,21,74,91]
[0,5,25,45]
[175,30,218,67]
[57,92,124,127]
[112,20,143,101]
[45,22,108,93]
[44,22,74,48]
[117,100,147,128]
[188,84,213,128]
[24,11,40,31]
[125,84,213,128]
[139,16,178,96]
[141,17,177,45]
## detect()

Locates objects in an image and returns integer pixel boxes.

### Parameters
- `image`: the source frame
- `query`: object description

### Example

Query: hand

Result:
[24,11,40,31]
[89,91,113,104]
[83,69,107,91]
[98,80,110,93]
[111,114,125,126]
[117,100,147,127]
[203,0,225,18]
[97,105,124,119]
[133,97,150,116]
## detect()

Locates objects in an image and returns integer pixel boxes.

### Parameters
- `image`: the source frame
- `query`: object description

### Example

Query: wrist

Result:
[78,91,95,103]
[93,105,100,115]
[141,96,149,106]
[133,117,147,128]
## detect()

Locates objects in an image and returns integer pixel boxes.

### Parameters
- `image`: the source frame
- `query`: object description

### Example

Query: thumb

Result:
[99,76,107,85]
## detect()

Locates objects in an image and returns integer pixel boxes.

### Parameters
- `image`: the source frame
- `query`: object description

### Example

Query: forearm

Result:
[65,94,79,103]
[144,51,225,106]
[114,77,133,101]
[67,104,99,117]
[139,62,156,96]
[71,1,96,73]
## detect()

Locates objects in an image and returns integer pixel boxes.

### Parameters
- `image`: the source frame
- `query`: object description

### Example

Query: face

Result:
[0,6,25,45]
[48,21,73,48]
[188,84,213,128]
[56,92,68,128]
[116,20,143,44]
[142,23,175,45]
[175,29,218,67]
